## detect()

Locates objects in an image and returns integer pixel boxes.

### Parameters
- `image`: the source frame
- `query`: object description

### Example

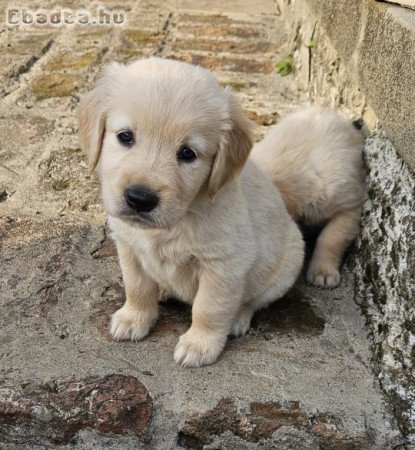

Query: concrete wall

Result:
[277,0,415,442]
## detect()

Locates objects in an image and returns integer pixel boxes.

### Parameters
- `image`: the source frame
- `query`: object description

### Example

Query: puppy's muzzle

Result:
[124,185,159,213]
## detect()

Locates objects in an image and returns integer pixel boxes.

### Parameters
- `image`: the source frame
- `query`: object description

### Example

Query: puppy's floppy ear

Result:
[208,88,254,198]
[78,86,106,172]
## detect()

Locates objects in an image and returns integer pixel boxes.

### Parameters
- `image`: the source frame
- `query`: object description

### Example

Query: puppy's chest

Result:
[134,236,199,301]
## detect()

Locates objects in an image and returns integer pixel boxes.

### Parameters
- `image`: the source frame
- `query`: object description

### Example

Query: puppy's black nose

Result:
[124,186,159,213]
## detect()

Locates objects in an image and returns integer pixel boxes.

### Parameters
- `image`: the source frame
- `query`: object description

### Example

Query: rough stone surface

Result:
[0,0,406,448]
[278,0,415,444]
[0,375,153,445]
[355,135,415,440]
[178,398,366,449]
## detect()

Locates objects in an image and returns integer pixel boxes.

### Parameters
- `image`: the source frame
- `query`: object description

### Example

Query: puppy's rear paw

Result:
[306,264,341,289]
[174,329,226,367]
[230,304,254,337]
[110,306,157,342]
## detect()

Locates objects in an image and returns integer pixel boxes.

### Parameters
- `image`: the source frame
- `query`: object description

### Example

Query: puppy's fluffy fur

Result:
[79,57,364,367]
[252,108,365,288]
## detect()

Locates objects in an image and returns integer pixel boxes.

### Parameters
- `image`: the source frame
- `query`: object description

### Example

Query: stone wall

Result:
[357,134,415,439]
[277,0,415,442]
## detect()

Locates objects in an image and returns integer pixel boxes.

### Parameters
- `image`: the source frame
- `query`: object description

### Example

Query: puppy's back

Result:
[250,107,365,224]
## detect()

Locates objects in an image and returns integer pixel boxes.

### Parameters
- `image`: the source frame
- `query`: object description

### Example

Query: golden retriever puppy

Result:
[78,57,304,367]
[251,108,365,288]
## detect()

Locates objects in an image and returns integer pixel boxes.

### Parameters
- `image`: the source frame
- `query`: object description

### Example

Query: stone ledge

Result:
[354,134,415,441]
[302,0,415,172]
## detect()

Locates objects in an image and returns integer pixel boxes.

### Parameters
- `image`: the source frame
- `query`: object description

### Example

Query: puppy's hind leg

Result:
[110,240,160,341]
[230,303,255,337]
[306,207,361,288]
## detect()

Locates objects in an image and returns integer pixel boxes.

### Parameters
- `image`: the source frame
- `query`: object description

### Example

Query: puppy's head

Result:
[78,57,253,229]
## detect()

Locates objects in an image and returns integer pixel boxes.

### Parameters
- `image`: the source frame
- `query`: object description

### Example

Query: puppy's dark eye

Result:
[177,146,197,162]
[117,131,134,147]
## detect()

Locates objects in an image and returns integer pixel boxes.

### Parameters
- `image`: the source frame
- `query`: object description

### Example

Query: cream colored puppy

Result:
[78,57,304,367]
[251,109,365,288]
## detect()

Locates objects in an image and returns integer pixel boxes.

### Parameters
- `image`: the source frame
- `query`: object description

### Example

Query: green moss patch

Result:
[32,74,76,99]
[45,51,96,71]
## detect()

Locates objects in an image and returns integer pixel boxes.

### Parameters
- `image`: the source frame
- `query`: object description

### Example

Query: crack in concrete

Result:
[0,164,20,176]
[154,12,174,57]
[307,21,317,84]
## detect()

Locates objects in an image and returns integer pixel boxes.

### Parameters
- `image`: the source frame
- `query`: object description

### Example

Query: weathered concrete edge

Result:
[276,0,415,443]
[302,0,415,173]
[355,134,415,443]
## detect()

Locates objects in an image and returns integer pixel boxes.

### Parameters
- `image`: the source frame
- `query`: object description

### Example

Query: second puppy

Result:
[252,108,365,288]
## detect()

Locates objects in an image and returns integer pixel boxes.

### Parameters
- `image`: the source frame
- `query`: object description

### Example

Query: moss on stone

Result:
[51,179,70,191]
[118,49,146,61]
[220,81,247,91]
[32,74,76,99]
[245,110,279,126]
[176,13,234,25]
[65,148,82,154]
[75,29,107,44]
[46,51,96,71]
[13,33,54,53]
[123,29,160,45]
[275,54,293,77]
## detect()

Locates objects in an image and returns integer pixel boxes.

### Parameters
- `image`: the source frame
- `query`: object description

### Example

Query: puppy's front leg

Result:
[110,240,159,341]
[174,268,243,367]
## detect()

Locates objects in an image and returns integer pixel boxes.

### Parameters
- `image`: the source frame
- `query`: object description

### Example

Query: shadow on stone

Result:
[91,284,324,342]
[251,289,325,336]
[154,298,192,337]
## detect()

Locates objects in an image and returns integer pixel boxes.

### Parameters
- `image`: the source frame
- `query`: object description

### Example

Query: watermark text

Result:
[6,5,126,27]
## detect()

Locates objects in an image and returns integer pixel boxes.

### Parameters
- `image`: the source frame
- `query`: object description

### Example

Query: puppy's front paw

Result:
[174,328,226,367]
[110,305,158,342]
[306,263,341,289]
